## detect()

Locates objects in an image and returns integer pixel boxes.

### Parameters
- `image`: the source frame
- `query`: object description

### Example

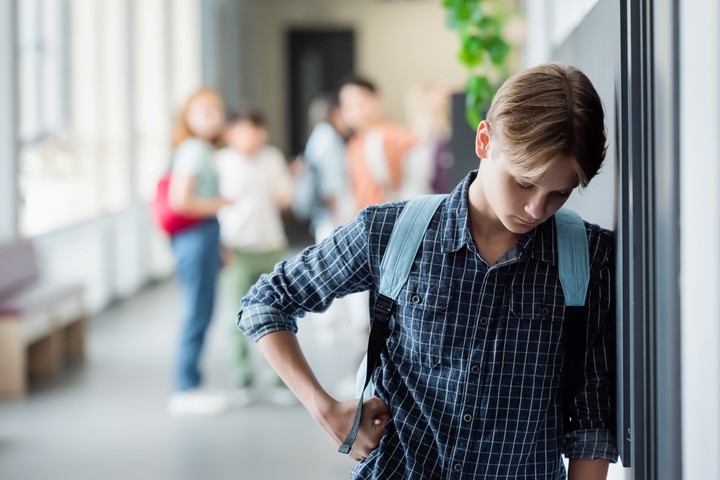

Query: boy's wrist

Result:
[307,390,337,423]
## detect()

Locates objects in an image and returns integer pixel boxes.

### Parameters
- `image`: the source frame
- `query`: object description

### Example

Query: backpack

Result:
[151,170,202,236]
[339,194,591,454]
[291,159,324,223]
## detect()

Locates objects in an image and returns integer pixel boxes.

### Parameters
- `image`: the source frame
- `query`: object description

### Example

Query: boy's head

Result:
[224,109,268,156]
[480,63,606,188]
[474,63,606,233]
[339,76,381,132]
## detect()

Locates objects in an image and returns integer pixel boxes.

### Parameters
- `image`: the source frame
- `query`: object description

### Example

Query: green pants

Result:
[223,248,285,386]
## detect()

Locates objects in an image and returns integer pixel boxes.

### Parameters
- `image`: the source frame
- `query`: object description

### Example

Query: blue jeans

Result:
[171,218,221,391]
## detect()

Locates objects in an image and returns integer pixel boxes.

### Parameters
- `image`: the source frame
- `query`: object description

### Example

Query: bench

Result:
[0,241,86,397]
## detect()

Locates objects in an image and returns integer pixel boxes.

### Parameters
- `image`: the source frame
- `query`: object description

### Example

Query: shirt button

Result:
[411,295,421,304]
[471,365,480,374]
[454,463,463,472]
[463,413,472,422]
[541,307,550,316]
[479,316,488,326]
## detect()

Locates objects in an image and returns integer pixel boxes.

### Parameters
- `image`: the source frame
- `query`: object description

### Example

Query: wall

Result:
[232,0,470,153]
[680,0,720,477]
[0,0,18,243]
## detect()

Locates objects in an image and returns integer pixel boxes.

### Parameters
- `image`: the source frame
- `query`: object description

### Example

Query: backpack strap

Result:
[338,195,446,454]
[554,208,593,434]
[554,209,590,306]
[378,195,448,299]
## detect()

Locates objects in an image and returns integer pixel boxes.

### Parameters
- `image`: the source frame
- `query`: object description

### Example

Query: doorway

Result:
[286,29,355,156]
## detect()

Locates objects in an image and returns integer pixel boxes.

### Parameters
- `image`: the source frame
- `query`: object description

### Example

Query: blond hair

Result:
[486,63,607,187]
[171,87,224,149]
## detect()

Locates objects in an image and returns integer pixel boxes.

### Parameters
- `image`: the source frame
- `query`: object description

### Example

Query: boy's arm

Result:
[256,330,389,461]
[568,459,610,480]
[564,231,618,466]
[237,210,390,459]
[168,173,229,216]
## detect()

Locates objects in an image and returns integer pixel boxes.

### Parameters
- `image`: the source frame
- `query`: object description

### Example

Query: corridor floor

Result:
[0,280,359,480]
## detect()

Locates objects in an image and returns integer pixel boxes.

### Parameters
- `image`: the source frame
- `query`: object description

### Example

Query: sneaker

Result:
[168,390,229,416]
[229,386,255,407]
[264,385,298,407]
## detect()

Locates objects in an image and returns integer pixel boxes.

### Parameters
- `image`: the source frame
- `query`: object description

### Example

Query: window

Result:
[17,0,201,235]
[134,1,202,200]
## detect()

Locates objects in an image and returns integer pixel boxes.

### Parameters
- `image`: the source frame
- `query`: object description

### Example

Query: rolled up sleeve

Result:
[564,428,618,461]
[237,304,298,342]
[236,212,375,342]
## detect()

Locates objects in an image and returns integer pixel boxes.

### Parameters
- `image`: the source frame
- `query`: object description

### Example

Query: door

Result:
[286,29,355,156]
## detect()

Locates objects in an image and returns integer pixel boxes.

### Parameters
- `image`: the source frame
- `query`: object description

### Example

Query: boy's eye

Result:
[554,190,572,198]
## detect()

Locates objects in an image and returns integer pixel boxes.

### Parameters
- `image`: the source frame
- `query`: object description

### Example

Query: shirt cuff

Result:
[236,304,298,342]
[563,428,619,462]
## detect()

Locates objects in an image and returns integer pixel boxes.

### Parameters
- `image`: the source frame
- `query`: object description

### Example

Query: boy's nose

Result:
[524,196,548,220]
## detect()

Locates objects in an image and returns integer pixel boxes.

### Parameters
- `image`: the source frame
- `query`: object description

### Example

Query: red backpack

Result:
[151,171,202,235]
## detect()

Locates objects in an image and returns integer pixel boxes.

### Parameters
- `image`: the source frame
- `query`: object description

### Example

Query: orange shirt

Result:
[347,122,415,212]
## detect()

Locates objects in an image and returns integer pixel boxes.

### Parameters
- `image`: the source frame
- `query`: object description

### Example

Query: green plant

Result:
[442,0,512,127]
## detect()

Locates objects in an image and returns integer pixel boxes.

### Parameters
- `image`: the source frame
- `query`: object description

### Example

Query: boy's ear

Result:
[475,120,491,159]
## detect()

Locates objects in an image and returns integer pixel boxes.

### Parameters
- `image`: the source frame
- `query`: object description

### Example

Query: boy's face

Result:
[225,121,267,156]
[475,121,578,234]
[339,84,380,132]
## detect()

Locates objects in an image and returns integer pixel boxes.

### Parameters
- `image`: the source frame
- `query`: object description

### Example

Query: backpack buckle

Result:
[373,294,395,323]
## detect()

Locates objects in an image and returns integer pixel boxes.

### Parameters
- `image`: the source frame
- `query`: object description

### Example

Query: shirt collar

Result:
[440,171,476,254]
[440,170,558,264]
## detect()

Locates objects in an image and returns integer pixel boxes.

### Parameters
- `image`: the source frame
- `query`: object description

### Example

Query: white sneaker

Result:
[168,390,229,416]
[229,387,255,408]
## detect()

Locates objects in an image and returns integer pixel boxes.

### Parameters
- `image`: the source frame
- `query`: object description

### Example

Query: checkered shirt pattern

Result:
[238,172,618,479]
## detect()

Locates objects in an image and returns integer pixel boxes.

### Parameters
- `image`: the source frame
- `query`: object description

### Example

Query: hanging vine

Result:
[442,0,513,127]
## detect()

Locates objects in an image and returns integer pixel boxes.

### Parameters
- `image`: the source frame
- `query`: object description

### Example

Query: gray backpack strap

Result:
[339,195,446,454]
[554,208,590,306]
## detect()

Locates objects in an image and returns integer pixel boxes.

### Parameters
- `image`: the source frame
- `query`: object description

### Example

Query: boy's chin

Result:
[502,216,538,234]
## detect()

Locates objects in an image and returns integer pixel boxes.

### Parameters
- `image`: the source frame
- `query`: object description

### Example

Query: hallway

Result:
[0,280,357,480]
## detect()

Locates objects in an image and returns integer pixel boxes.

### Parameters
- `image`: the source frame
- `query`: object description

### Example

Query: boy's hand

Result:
[320,396,390,461]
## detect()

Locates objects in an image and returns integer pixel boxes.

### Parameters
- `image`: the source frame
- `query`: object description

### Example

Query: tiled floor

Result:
[0,280,360,480]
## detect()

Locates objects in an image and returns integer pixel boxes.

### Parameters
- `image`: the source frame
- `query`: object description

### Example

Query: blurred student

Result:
[167,87,231,415]
[403,83,453,197]
[339,76,415,212]
[216,109,295,405]
[299,92,353,242]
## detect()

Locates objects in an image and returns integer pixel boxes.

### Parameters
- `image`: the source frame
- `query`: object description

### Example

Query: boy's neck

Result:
[467,179,521,263]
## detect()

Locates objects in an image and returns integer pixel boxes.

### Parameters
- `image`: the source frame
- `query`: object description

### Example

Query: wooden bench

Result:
[0,241,86,397]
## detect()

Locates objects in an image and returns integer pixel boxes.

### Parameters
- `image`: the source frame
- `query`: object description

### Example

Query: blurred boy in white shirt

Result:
[217,109,295,405]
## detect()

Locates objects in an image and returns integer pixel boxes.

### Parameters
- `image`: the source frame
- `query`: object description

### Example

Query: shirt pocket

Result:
[504,288,565,395]
[390,279,451,368]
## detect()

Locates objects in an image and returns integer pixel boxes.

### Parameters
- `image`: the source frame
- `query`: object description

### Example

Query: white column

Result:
[0,0,18,243]
[681,1,720,478]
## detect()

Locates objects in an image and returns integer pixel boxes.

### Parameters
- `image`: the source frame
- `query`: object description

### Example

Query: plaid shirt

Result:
[238,172,618,479]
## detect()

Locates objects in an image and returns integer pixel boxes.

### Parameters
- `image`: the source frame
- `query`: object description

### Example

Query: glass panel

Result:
[133,0,171,200]
[18,0,130,235]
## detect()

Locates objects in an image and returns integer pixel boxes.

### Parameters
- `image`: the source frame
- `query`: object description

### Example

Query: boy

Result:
[237,64,617,478]
[216,109,295,405]
[339,76,415,212]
